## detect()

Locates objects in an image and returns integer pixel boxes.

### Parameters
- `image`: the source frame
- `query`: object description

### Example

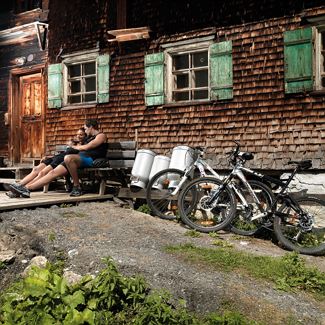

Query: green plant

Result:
[48,232,56,242]
[275,252,325,294]
[0,262,5,271]
[59,203,73,208]
[60,211,86,218]
[0,258,190,324]
[208,232,220,239]
[204,310,260,324]
[136,204,151,214]
[185,230,201,238]
[212,239,233,248]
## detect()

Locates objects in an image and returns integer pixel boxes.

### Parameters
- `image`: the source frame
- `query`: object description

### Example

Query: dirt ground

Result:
[0,199,324,324]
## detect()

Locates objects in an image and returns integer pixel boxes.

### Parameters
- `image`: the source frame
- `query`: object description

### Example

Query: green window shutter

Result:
[210,40,233,100]
[48,63,63,109]
[145,53,165,106]
[284,27,313,94]
[97,54,110,103]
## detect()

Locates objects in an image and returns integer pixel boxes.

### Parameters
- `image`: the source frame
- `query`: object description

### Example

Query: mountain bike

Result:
[146,147,274,234]
[177,145,274,233]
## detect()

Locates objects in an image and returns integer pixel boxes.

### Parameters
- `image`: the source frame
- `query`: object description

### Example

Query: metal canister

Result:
[130,149,156,190]
[149,155,171,190]
[168,146,194,188]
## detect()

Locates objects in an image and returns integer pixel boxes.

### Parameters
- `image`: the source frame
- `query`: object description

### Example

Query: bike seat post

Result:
[279,165,299,195]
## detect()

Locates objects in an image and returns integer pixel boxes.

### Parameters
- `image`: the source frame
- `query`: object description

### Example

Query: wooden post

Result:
[99,179,106,195]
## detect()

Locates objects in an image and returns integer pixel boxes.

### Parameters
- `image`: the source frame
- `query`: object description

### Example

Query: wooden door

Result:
[19,73,44,163]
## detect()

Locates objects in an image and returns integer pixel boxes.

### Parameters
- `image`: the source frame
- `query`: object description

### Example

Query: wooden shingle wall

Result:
[46,0,325,171]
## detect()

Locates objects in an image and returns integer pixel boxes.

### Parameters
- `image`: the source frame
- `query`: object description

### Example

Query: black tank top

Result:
[81,133,107,159]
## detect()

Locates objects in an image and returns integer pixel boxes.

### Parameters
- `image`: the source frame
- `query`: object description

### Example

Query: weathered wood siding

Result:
[46,0,325,170]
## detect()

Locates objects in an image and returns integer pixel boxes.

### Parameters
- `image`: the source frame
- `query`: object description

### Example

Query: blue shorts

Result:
[79,154,93,168]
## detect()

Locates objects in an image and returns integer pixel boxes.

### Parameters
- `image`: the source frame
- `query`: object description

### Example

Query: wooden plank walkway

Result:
[0,191,113,211]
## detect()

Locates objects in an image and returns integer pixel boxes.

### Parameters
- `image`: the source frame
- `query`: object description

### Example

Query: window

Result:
[48,50,110,109]
[170,50,209,102]
[315,27,325,90]
[284,19,325,94]
[144,38,233,106]
[67,61,97,104]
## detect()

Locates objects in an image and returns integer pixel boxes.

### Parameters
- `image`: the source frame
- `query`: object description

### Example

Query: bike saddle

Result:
[288,160,312,170]
[239,152,254,161]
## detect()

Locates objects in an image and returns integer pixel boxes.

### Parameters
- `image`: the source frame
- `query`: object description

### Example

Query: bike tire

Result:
[178,176,236,233]
[273,196,325,256]
[146,168,192,220]
[229,180,275,236]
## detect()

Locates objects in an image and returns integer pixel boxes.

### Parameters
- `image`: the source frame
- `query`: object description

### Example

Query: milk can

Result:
[168,146,194,189]
[149,155,171,190]
[169,145,194,170]
[130,149,156,190]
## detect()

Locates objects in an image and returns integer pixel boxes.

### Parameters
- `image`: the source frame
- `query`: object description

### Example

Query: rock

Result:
[63,270,82,286]
[22,256,48,277]
[0,250,15,263]
[68,249,78,258]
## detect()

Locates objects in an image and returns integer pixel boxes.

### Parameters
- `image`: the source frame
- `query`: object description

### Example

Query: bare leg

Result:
[18,163,47,186]
[64,155,82,186]
[27,165,53,186]
[26,165,68,191]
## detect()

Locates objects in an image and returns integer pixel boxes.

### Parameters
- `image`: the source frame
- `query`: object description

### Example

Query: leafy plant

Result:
[275,252,325,294]
[136,204,151,214]
[0,258,185,324]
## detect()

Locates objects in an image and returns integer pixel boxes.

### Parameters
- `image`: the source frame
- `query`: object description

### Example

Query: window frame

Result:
[314,25,325,91]
[164,39,213,104]
[62,50,99,108]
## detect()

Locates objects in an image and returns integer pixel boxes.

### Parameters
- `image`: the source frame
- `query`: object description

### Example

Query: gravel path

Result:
[0,200,324,324]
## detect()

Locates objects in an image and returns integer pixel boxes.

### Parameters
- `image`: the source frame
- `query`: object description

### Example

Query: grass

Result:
[0,261,5,271]
[60,211,86,218]
[185,230,201,238]
[165,243,325,298]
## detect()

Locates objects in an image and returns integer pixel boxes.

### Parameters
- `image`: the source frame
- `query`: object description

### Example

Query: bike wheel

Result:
[146,168,192,220]
[178,177,236,233]
[274,196,325,256]
[230,180,274,236]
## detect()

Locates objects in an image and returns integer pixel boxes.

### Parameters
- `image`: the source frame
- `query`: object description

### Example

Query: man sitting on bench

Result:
[63,119,107,196]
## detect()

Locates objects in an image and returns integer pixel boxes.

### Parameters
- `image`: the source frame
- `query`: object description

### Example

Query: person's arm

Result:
[72,133,107,151]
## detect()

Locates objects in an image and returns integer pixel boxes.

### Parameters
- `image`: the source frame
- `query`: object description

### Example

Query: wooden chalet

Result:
[0,0,325,180]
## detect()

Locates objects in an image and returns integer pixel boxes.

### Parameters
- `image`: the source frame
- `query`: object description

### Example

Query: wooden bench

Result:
[44,141,137,195]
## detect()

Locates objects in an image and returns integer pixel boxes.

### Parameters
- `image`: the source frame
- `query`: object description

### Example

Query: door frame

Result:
[9,64,45,165]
